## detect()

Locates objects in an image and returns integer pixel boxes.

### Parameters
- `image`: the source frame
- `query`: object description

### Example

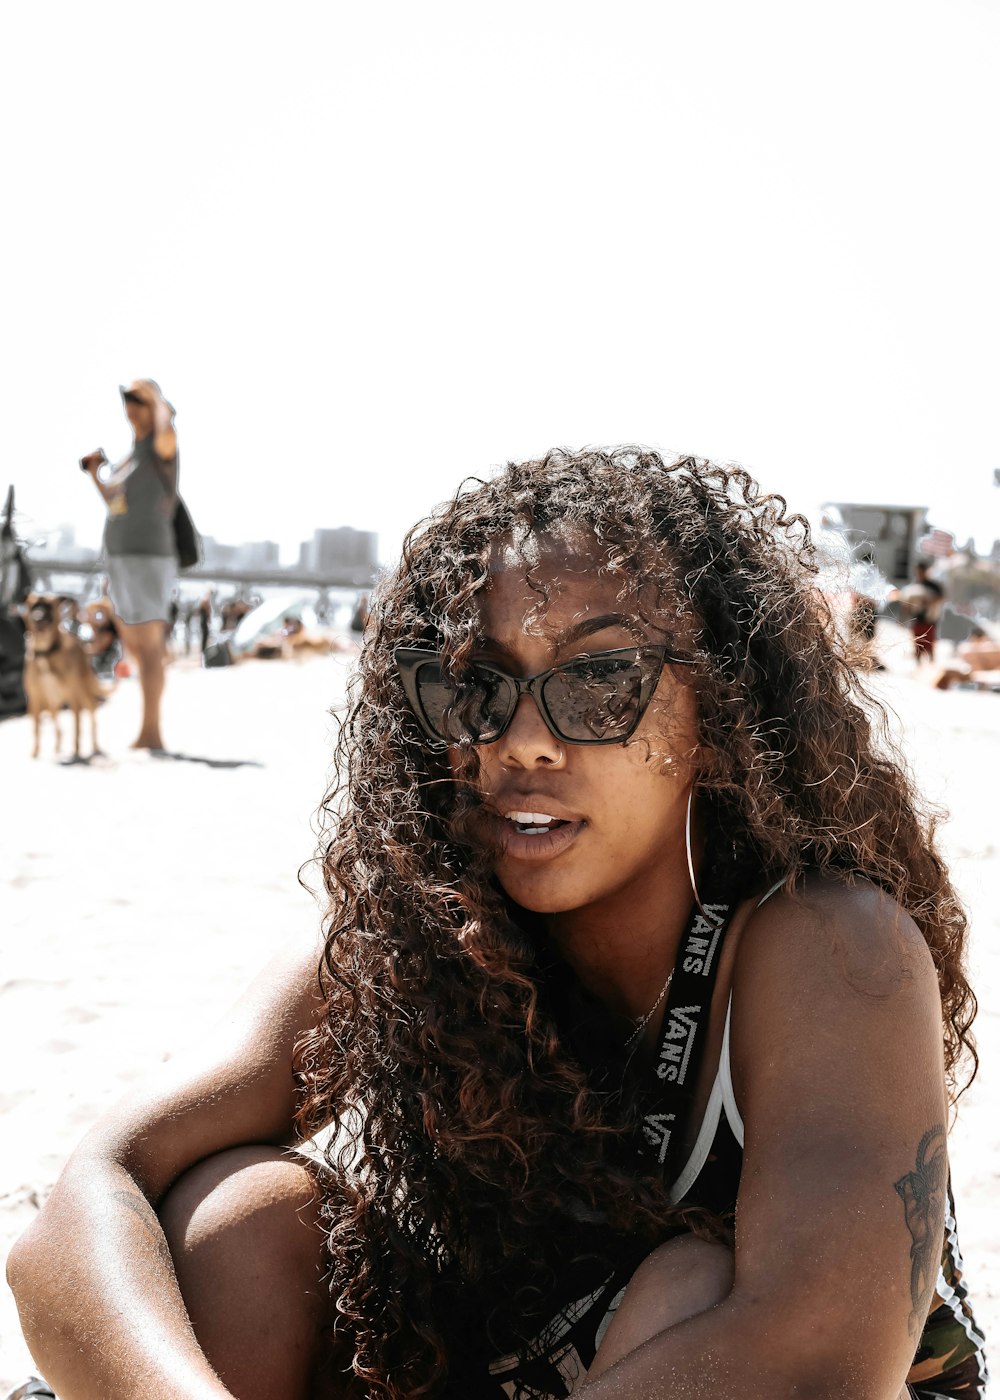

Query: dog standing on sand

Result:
[22,594,104,760]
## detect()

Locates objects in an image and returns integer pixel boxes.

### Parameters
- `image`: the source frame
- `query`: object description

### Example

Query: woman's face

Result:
[460,535,701,922]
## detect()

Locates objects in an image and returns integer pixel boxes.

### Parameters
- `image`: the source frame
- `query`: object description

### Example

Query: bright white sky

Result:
[2,0,997,566]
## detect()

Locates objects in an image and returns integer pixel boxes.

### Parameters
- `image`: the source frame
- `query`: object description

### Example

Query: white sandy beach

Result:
[1,627,997,1388]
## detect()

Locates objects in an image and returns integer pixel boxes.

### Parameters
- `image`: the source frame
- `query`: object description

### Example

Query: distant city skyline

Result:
[22,476,995,577]
[28,495,997,597]
[30,519,380,575]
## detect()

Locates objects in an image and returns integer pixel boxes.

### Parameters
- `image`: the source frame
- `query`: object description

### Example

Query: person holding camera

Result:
[80,380,178,751]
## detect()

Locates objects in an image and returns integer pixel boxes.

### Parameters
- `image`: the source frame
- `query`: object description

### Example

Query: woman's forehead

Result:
[488,518,595,569]
[479,530,648,640]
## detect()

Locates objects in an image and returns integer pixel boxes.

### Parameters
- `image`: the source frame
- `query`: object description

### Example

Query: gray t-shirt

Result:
[103,435,178,558]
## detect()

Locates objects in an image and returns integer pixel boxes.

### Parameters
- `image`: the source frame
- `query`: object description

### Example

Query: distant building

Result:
[50,522,98,565]
[298,526,377,576]
[200,535,242,570]
[200,537,280,571]
[236,540,280,570]
[184,529,376,583]
[820,502,929,587]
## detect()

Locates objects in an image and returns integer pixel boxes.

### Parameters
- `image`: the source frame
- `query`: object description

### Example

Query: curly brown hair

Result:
[295,447,976,1398]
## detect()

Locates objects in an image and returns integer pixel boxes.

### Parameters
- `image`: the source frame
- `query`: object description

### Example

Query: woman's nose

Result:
[496,694,565,768]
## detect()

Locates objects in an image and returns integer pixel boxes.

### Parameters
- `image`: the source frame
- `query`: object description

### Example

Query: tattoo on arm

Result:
[111,1188,175,1271]
[894,1125,947,1335]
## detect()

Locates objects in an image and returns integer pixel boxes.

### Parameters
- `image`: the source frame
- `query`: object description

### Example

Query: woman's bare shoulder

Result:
[725,871,943,1115]
[735,870,937,1002]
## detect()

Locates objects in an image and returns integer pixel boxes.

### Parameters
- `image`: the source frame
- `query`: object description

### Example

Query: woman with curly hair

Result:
[9,449,986,1400]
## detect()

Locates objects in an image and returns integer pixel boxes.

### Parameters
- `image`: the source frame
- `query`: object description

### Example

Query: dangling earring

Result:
[685,783,707,916]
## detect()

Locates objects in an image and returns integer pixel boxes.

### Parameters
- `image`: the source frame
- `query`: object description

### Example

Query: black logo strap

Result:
[637,886,737,1172]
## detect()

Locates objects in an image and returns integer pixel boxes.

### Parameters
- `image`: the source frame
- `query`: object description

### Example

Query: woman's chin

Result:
[495,865,596,916]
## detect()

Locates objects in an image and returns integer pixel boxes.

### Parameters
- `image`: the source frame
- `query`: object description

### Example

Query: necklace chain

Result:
[622,969,674,1049]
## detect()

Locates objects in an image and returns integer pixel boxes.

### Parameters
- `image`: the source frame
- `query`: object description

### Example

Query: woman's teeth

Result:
[506,810,563,835]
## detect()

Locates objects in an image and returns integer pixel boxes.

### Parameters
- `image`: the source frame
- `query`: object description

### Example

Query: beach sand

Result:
[1,625,997,1387]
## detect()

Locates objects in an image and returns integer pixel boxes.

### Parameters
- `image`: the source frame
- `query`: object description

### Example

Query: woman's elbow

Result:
[6,1212,52,1309]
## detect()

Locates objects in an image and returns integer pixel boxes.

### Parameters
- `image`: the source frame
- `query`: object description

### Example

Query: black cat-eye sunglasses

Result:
[394,645,693,747]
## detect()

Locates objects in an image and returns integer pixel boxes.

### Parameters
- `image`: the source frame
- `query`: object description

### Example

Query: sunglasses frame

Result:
[394,644,693,748]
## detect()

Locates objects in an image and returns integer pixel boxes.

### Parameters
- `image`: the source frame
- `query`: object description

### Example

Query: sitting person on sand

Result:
[8,449,985,1400]
[933,624,1000,691]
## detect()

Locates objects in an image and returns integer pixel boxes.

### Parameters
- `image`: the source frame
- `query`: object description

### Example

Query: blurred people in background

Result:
[0,485,31,718]
[182,599,197,655]
[350,590,370,635]
[220,594,252,633]
[846,549,884,671]
[960,625,1000,669]
[848,590,884,671]
[900,560,945,665]
[80,380,179,750]
[195,589,214,655]
[933,625,1000,691]
[167,588,181,644]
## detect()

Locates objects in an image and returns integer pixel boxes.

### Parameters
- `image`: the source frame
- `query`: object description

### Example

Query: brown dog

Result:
[22,594,104,759]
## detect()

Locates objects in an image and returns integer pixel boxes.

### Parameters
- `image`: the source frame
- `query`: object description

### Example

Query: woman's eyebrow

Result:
[475,613,638,655]
[558,612,638,646]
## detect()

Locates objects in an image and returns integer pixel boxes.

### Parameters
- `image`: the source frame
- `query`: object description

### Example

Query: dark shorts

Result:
[441,1244,642,1400]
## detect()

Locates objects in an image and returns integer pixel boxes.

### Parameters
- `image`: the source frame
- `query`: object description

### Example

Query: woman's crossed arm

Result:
[7,940,324,1400]
[581,877,948,1400]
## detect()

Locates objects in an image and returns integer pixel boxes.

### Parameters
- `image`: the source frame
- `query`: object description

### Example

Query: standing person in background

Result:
[167,588,181,650]
[350,590,370,635]
[183,598,197,656]
[196,588,215,655]
[80,380,178,750]
[901,561,945,666]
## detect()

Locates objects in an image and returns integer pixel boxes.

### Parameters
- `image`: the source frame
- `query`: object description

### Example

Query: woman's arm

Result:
[142,388,179,503]
[6,940,325,1400]
[582,877,948,1400]
[150,388,178,465]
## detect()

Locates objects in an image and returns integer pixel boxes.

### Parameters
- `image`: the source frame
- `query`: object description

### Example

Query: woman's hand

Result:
[79,448,108,475]
[81,449,117,504]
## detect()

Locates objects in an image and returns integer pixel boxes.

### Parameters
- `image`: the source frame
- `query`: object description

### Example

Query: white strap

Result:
[668,1070,724,1203]
[720,994,745,1146]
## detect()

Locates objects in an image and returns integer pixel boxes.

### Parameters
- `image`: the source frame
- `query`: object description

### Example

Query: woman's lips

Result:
[496,815,586,862]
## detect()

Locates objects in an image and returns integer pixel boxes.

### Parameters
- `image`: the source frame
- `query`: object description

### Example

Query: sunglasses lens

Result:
[415,660,515,743]
[542,655,647,741]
